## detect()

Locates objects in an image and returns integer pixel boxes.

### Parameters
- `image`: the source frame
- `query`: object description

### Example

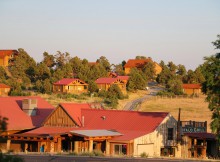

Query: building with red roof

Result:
[182,84,202,95]
[53,78,88,94]
[0,50,18,67]
[0,83,11,96]
[0,96,54,152]
[124,59,162,75]
[4,102,177,157]
[95,77,127,94]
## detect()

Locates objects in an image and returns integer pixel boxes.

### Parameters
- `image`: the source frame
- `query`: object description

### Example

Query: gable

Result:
[43,106,78,127]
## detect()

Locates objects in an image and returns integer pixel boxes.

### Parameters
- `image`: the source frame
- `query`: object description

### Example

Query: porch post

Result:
[105,140,110,155]
[57,137,62,152]
[74,141,79,153]
[89,139,93,152]
[6,139,11,151]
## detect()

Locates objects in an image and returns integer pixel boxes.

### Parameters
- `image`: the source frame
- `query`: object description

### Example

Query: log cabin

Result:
[182,84,202,96]
[53,78,88,94]
[0,50,18,67]
[0,83,10,96]
[124,59,162,75]
[95,78,127,94]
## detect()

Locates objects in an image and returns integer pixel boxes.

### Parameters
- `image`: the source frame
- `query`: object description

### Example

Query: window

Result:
[114,144,127,155]
[168,128,174,140]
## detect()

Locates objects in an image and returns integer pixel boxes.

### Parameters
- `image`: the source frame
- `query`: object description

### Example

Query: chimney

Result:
[22,98,38,116]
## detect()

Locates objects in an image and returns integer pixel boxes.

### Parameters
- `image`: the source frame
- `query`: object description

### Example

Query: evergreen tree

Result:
[202,35,220,142]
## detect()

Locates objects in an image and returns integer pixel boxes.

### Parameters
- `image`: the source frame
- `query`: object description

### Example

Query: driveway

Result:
[124,82,163,111]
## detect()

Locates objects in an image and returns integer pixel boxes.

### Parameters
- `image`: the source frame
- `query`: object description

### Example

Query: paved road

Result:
[18,154,212,162]
[124,82,163,111]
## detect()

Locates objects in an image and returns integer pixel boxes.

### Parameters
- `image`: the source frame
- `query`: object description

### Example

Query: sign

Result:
[181,126,206,133]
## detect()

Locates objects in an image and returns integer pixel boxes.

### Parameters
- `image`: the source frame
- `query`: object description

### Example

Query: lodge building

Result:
[0,97,217,158]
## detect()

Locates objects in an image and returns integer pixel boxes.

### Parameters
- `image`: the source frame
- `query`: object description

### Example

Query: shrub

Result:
[140,152,148,158]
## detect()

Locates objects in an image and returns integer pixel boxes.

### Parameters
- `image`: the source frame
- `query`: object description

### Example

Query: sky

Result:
[0,0,220,70]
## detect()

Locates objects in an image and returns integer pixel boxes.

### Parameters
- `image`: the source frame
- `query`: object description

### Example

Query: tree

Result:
[42,52,55,68]
[142,61,156,80]
[127,68,147,91]
[202,35,220,143]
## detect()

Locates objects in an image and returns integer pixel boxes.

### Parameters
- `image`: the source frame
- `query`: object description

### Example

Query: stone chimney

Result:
[22,98,38,116]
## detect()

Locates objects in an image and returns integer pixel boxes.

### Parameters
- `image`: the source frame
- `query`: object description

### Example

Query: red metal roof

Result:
[124,59,152,68]
[0,96,54,131]
[0,83,10,88]
[182,84,201,89]
[24,126,77,136]
[60,103,91,126]
[95,78,121,84]
[0,50,18,58]
[53,78,87,85]
[116,76,129,81]
[82,109,168,141]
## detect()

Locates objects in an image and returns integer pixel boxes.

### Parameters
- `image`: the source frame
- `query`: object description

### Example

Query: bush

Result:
[93,150,104,156]
[0,153,24,162]
[140,152,148,158]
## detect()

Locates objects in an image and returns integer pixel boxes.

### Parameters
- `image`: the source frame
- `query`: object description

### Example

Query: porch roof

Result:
[70,129,122,138]
[184,133,216,140]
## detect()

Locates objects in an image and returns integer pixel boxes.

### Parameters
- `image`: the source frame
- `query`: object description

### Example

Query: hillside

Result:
[139,95,212,132]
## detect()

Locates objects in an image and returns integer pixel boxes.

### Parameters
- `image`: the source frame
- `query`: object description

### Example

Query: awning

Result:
[184,133,216,140]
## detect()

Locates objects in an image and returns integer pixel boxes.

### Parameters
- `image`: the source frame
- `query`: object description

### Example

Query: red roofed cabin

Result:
[124,58,162,75]
[0,83,10,96]
[0,50,18,67]
[95,77,127,94]
[0,96,54,152]
[182,84,202,96]
[53,78,88,94]
[14,103,177,157]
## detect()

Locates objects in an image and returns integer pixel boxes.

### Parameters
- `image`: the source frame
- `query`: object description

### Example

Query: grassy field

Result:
[139,95,213,132]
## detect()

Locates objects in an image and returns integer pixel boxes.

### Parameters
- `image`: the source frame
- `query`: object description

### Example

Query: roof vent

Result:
[22,99,38,116]
[101,116,106,120]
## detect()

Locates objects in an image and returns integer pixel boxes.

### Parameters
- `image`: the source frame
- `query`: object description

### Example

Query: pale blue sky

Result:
[0,0,220,70]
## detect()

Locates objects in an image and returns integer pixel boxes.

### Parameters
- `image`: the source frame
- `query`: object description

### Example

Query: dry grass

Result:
[139,95,213,132]
[117,90,148,110]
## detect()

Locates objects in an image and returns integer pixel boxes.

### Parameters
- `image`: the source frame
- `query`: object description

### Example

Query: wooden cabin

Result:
[95,77,127,94]
[53,78,88,94]
[0,50,18,67]
[124,59,162,75]
[182,84,202,96]
[0,83,10,96]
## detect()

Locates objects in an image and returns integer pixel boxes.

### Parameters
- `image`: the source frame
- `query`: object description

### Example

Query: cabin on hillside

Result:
[182,84,202,96]
[3,102,177,157]
[0,83,10,96]
[0,50,18,67]
[95,77,127,94]
[53,78,88,94]
[124,58,162,75]
[0,96,54,152]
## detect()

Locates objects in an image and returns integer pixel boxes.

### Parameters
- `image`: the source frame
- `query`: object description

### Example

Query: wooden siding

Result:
[0,87,10,96]
[43,106,77,127]
[133,114,178,157]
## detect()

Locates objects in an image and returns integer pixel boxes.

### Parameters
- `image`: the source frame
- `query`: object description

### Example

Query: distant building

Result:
[182,84,202,95]
[95,77,127,94]
[0,50,18,67]
[124,58,162,75]
[0,83,10,96]
[53,78,88,94]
